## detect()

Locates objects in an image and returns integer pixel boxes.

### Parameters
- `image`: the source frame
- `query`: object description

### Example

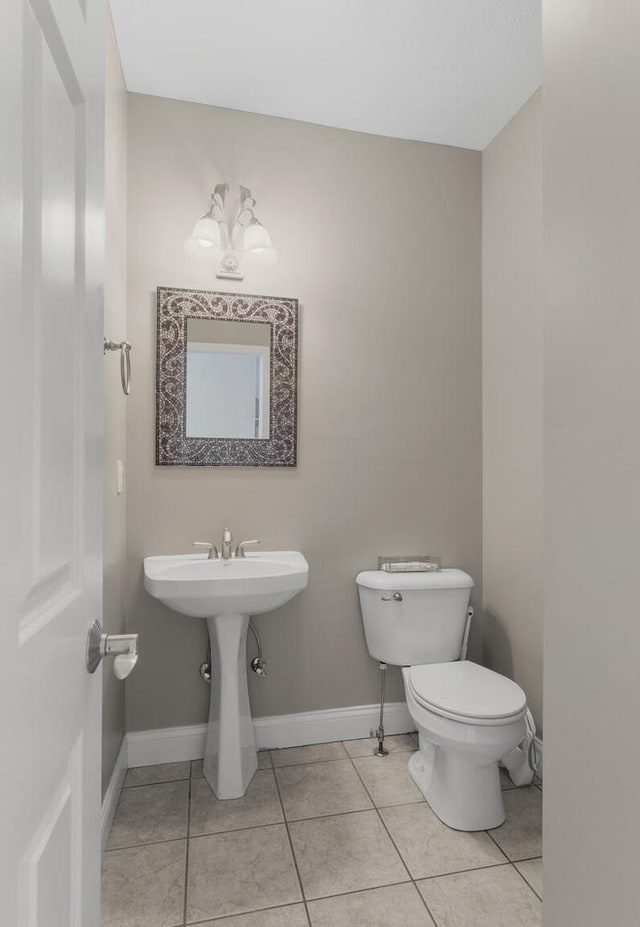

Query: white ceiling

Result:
[110,0,541,151]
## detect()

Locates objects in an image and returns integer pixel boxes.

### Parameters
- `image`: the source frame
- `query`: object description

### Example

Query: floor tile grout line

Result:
[346,751,538,927]
[307,861,522,897]
[106,835,189,853]
[512,860,543,903]
[183,775,193,927]
[269,741,349,766]
[184,899,308,926]
[484,826,513,862]
[106,777,191,851]
[274,753,399,772]
[188,794,426,841]
[103,780,191,924]
[270,743,417,768]
[302,864,539,919]
[178,860,537,924]
[106,747,542,924]
[305,877,418,904]
[270,756,313,927]
[143,746,417,777]
[483,800,544,866]
[419,860,519,882]
[122,777,191,789]
[345,750,443,924]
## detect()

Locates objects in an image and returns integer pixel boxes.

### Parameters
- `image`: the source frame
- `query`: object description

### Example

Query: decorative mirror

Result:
[156,287,298,466]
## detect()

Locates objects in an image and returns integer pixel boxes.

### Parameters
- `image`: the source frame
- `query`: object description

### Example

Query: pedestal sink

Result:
[144,551,308,798]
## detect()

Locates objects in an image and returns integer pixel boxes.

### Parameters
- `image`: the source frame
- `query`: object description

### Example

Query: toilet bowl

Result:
[356,567,536,832]
[403,661,532,830]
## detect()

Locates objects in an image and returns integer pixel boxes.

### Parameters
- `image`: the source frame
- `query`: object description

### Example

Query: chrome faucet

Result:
[221,526,233,560]
[193,530,260,560]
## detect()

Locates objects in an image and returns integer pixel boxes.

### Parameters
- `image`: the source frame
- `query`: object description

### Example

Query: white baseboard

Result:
[101,736,128,853]
[126,701,414,768]
[127,722,208,767]
[255,700,413,749]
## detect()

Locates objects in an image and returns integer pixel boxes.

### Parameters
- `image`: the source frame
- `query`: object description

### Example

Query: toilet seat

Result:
[407,661,526,726]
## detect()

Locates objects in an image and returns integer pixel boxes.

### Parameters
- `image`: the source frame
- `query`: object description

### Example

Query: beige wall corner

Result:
[102,7,127,797]
[125,95,483,733]
[544,1,640,922]
[481,90,544,734]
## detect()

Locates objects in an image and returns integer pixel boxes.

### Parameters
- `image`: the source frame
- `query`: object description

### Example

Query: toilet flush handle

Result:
[381,592,403,602]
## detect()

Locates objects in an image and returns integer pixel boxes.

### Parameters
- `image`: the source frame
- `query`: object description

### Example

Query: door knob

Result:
[86,619,139,679]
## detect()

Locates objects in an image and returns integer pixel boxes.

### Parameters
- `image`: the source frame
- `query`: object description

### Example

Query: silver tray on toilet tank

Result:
[378,555,441,573]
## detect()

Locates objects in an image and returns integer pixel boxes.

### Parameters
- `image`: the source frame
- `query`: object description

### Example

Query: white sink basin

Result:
[143,549,309,800]
[144,551,309,618]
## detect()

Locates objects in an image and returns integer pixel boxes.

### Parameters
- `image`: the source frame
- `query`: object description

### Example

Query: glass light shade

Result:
[243,246,278,267]
[243,221,272,253]
[184,236,221,263]
[192,216,222,249]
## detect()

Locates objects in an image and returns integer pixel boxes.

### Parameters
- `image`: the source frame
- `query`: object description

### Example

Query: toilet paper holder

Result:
[86,619,139,679]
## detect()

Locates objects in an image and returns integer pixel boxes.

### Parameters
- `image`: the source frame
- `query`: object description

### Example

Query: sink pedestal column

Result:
[204,613,258,799]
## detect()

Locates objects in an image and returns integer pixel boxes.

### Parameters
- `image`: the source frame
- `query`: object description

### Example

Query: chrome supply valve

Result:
[248,621,267,677]
[251,656,268,677]
[86,620,139,680]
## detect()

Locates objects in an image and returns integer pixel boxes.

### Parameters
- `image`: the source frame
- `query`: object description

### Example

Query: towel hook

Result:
[104,337,132,395]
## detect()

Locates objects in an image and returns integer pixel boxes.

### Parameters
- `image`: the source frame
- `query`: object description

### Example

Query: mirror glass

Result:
[186,319,271,439]
[156,287,298,467]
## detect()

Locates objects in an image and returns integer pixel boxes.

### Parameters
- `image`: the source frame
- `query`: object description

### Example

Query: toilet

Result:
[356,568,536,831]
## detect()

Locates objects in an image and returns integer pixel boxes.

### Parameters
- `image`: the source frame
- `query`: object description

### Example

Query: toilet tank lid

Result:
[356,568,474,591]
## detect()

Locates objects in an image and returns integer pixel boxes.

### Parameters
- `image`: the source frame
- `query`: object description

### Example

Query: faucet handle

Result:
[193,541,219,559]
[235,539,260,558]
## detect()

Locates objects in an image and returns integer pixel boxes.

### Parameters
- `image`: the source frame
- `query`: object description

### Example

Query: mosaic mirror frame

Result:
[156,286,299,467]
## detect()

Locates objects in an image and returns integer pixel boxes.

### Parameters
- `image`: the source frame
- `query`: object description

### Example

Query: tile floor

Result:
[102,734,543,927]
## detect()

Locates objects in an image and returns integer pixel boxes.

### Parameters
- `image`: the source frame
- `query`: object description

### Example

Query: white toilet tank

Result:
[356,569,474,666]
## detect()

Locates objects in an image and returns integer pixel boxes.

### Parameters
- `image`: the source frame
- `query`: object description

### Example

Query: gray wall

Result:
[125,93,483,732]
[481,92,543,733]
[102,11,127,794]
[544,1,640,922]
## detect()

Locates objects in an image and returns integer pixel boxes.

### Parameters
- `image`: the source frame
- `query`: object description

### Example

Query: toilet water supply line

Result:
[373,606,474,757]
[371,662,389,756]
[462,605,539,775]
[461,606,473,660]
[525,709,539,774]
[199,621,267,683]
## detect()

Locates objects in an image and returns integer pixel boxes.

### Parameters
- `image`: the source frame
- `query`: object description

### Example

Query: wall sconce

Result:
[184,183,277,280]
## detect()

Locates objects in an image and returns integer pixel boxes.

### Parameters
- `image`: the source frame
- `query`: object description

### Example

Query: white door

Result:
[1,0,106,924]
